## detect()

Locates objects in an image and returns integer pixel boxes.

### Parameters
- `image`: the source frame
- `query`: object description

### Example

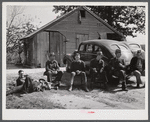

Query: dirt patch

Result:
[6,68,145,109]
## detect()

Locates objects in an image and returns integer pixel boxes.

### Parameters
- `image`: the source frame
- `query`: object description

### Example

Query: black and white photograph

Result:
[2,2,148,120]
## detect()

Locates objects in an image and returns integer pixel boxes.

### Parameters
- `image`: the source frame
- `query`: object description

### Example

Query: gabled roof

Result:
[21,6,124,40]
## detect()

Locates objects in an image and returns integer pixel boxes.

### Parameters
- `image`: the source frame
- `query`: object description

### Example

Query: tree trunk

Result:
[107,7,113,26]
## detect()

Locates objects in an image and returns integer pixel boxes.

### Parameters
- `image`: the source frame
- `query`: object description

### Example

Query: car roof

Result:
[80,39,125,47]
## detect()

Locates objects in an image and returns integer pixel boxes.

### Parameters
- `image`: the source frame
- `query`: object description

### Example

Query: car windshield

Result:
[129,44,140,49]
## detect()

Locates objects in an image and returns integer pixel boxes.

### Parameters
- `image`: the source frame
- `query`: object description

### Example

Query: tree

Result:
[53,6,145,36]
[6,6,39,64]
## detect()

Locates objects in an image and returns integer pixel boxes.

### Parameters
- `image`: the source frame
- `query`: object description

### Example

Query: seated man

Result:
[109,49,128,91]
[90,51,108,89]
[69,52,89,92]
[127,50,145,88]
[44,52,63,86]
[6,70,51,96]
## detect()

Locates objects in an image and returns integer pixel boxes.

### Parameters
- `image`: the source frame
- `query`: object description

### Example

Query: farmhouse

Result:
[21,6,125,68]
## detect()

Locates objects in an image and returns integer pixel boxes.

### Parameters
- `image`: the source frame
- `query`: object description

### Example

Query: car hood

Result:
[121,50,133,65]
[131,49,145,59]
[111,49,133,65]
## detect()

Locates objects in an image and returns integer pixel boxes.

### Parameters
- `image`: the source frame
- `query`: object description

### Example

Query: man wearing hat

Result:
[109,49,127,91]
[44,52,63,86]
[127,50,145,88]
[90,51,108,89]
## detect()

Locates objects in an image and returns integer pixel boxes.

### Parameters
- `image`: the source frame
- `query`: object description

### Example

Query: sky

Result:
[7,6,146,44]
[22,6,60,27]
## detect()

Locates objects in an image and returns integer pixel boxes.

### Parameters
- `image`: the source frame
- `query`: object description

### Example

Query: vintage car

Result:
[63,39,133,73]
[123,41,145,59]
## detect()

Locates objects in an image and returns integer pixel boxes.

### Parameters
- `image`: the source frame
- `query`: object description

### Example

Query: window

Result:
[92,45,101,52]
[85,44,93,52]
[80,10,86,18]
[79,44,85,51]
[107,33,122,41]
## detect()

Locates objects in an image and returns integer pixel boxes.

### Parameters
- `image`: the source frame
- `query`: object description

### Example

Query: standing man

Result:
[69,52,89,92]
[90,51,108,89]
[44,52,63,86]
[128,50,145,88]
[109,49,128,91]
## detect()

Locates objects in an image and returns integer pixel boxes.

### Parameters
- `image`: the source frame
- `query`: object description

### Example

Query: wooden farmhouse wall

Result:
[36,31,49,68]
[46,8,114,54]
[23,8,123,68]
[27,31,66,68]
[24,37,35,66]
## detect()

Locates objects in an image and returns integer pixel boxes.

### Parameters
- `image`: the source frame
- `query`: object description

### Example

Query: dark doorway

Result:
[49,31,66,66]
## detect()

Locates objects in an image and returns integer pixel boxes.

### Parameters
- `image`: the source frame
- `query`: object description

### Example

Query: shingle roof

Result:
[21,6,124,40]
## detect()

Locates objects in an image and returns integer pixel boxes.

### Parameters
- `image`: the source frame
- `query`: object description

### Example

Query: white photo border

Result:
[2,2,148,120]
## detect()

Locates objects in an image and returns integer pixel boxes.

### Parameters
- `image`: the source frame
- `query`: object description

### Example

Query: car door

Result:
[78,43,93,65]
[78,43,87,61]
[93,44,110,65]
[86,44,94,61]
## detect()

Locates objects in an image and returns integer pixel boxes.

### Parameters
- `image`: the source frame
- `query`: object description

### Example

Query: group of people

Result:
[6,48,145,95]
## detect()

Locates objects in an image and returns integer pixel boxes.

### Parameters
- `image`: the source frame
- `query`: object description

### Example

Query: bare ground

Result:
[6,68,145,109]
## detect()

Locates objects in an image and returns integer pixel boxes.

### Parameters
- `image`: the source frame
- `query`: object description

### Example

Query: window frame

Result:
[80,10,86,18]
[85,44,93,53]
[78,44,86,52]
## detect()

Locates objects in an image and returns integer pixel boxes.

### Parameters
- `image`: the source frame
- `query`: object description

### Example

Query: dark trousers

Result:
[91,71,108,83]
[112,70,127,88]
[22,76,33,93]
[70,71,88,86]
[6,76,33,95]
[112,70,125,81]
[46,71,63,82]
[132,70,142,85]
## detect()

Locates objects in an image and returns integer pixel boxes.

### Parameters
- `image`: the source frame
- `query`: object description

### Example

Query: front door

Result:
[76,34,89,48]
